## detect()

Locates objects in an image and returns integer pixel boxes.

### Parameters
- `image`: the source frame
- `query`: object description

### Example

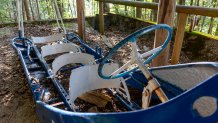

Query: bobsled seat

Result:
[52,53,96,75]
[32,33,64,44]
[41,43,81,58]
[69,63,131,103]
[32,33,81,58]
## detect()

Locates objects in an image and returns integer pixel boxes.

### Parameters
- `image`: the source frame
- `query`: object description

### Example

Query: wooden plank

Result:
[171,13,188,64]
[79,91,111,107]
[76,0,86,40]
[99,2,105,34]
[176,5,218,17]
[151,0,176,67]
[97,0,158,10]
[96,0,218,17]
[50,102,64,107]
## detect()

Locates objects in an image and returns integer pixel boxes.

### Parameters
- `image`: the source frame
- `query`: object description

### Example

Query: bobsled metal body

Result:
[36,63,218,123]
[11,34,218,123]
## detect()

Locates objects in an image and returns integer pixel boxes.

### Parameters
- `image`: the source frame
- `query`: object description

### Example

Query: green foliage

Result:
[0,0,99,23]
[187,31,218,40]
[0,0,14,23]
[0,0,217,36]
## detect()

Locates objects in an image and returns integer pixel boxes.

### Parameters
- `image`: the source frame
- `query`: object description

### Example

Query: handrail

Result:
[96,0,218,17]
[176,5,218,17]
[96,0,218,65]
[97,0,158,10]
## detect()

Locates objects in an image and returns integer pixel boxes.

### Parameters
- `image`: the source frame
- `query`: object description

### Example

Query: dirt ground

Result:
[0,23,217,123]
[0,25,55,123]
[0,27,39,123]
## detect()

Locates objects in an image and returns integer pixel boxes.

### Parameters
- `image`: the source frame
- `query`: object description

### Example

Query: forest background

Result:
[0,0,217,36]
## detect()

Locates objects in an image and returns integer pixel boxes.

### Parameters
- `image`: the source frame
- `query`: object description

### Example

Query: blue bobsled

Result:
[11,24,218,123]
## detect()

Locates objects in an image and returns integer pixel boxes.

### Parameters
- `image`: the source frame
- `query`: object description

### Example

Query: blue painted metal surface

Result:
[36,73,218,123]
[66,32,103,60]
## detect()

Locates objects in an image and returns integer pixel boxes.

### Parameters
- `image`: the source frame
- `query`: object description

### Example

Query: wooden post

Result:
[171,13,188,64]
[76,0,86,40]
[151,0,176,67]
[96,0,218,17]
[99,1,104,34]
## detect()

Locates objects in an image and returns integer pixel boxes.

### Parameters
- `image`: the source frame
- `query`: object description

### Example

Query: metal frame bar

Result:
[11,33,139,112]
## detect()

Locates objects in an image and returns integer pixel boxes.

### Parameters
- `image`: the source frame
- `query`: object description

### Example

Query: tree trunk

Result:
[208,17,214,34]
[22,2,27,21]
[215,1,218,36]
[0,13,2,23]
[104,3,110,13]
[190,0,193,6]
[208,0,217,34]
[8,0,17,22]
[198,1,206,31]
[92,0,95,16]
[29,0,35,20]
[11,0,17,22]
[23,0,31,20]
[57,0,63,17]
[189,17,193,32]
[62,0,65,17]
[136,0,143,18]
[195,0,200,6]
[73,0,76,17]
[7,4,12,22]
[189,0,200,32]
[200,16,206,32]
[136,7,142,18]
[215,24,218,36]
[150,0,159,21]
[114,5,119,14]
[133,6,135,18]
[125,6,128,16]
[179,0,185,5]
[46,0,51,19]
[67,0,73,17]
[194,0,200,28]
[152,0,176,66]
[27,0,34,20]
[187,0,194,25]
[35,0,41,20]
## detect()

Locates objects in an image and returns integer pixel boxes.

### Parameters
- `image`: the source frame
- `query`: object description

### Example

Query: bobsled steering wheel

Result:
[98,24,173,79]
[98,24,172,108]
